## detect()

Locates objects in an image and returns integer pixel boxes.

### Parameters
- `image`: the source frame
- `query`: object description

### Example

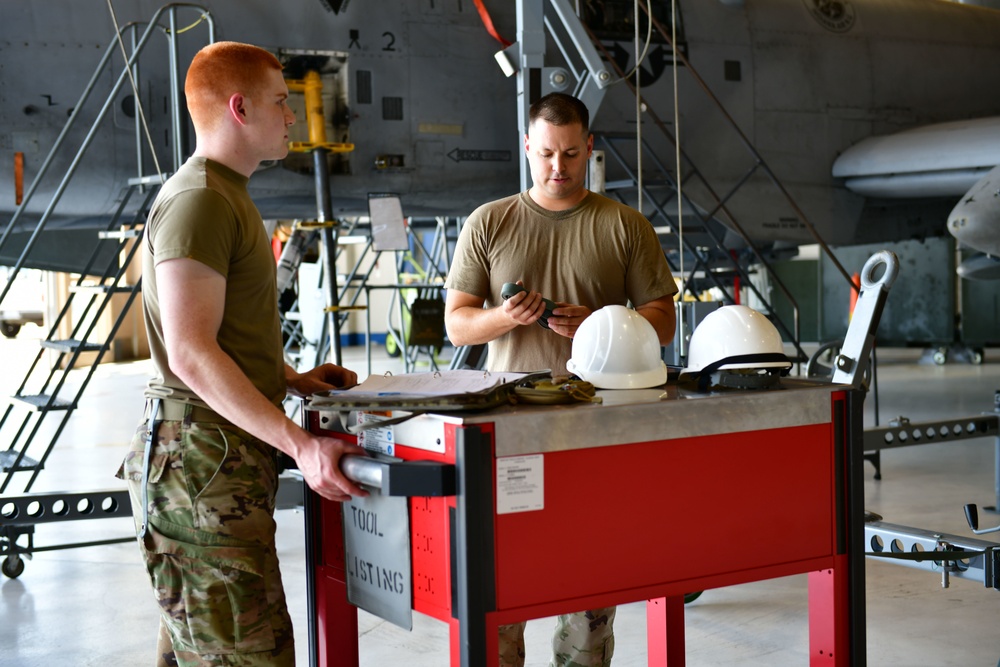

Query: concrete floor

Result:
[3,329,1000,666]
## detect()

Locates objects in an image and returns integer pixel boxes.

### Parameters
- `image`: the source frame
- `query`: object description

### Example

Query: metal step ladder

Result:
[0,4,215,578]
[0,181,154,494]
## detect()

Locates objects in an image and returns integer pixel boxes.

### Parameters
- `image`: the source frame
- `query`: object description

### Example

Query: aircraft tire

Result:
[0,321,21,339]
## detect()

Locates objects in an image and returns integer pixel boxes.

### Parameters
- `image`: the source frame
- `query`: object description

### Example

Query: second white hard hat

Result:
[681,304,791,377]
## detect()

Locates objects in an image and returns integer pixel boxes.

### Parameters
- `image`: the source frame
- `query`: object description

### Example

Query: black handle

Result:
[342,455,456,497]
[964,503,980,531]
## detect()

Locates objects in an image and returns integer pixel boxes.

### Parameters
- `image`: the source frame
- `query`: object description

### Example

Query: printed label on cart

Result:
[342,490,413,630]
[496,454,544,514]
[357,412,395,455]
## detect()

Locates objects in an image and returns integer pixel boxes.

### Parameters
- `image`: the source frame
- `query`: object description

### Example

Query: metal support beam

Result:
[514,0,611,192]
[864,413,1000,510]
[865,520,1000,590]
[516,0,545,192]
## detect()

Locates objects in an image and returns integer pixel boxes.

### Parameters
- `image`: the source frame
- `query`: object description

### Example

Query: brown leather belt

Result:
[145,398,228,424]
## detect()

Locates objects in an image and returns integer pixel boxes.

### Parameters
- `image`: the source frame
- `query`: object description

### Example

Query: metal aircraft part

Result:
[832,117,1000,199]
[861,382,1000,590]
[0,473,309,579]
[0,488,134,580]
[957,253,1000,281]
[863,410,1000,503]
[676,0,1000,251]
[947,164,1000,258]
[864,414,1000,455]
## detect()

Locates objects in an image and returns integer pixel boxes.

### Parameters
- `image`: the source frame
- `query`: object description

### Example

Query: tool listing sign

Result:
[342,490,413,630]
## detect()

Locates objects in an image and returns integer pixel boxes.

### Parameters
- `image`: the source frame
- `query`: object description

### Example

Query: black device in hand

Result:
[501,282,556,329]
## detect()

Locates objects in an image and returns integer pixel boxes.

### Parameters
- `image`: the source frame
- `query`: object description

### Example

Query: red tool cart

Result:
[302,378,867,667]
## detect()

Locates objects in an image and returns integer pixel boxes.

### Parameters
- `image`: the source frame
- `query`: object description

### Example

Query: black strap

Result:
[139,398,162,539]
[337,409,421,434]
[866,547,994,561]
[695,353,791,393]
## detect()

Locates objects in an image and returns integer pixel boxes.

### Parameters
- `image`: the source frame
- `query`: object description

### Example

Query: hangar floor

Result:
[2,331,1000,666]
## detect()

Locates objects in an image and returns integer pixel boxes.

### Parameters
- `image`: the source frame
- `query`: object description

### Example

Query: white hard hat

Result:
[681,305,791,380]
[566,305,667,389]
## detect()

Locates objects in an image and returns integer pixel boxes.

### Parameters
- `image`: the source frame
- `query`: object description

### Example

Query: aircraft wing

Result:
[833,116,1000,264]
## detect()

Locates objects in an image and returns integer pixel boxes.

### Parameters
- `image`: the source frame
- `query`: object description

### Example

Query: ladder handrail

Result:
[596,134,740,299]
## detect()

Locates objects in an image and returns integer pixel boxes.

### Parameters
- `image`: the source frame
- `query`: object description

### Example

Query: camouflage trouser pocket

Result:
[143,518,276,655]
[123,418,278,539]
[180,422,278,531]
[121,417,285,658]
[120,419,175,536]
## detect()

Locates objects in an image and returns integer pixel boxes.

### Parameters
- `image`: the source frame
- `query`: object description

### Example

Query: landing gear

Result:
[921,344,985,366]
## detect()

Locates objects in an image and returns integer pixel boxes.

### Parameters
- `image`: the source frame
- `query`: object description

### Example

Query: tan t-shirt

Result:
[142,157,286,409]
[446,191,677,373]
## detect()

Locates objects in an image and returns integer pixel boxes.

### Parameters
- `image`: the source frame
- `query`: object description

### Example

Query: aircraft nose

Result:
[947,164,1000,257]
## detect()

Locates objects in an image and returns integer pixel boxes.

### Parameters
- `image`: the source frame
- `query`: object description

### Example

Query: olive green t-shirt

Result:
[142,157,285,409]
[445,191,677,373]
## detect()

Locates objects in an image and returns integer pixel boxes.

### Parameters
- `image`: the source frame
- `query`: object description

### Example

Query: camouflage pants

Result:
[119,408,294,667]
[498,607,616,667]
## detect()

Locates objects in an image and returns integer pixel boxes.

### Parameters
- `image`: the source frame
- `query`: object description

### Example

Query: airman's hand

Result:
[287,363,359,397]
[502,280,547,326]
[293,435,370,502]
[547,304,592,339]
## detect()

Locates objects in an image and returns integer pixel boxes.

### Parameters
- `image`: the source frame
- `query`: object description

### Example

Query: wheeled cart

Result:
[303,378,867,666]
